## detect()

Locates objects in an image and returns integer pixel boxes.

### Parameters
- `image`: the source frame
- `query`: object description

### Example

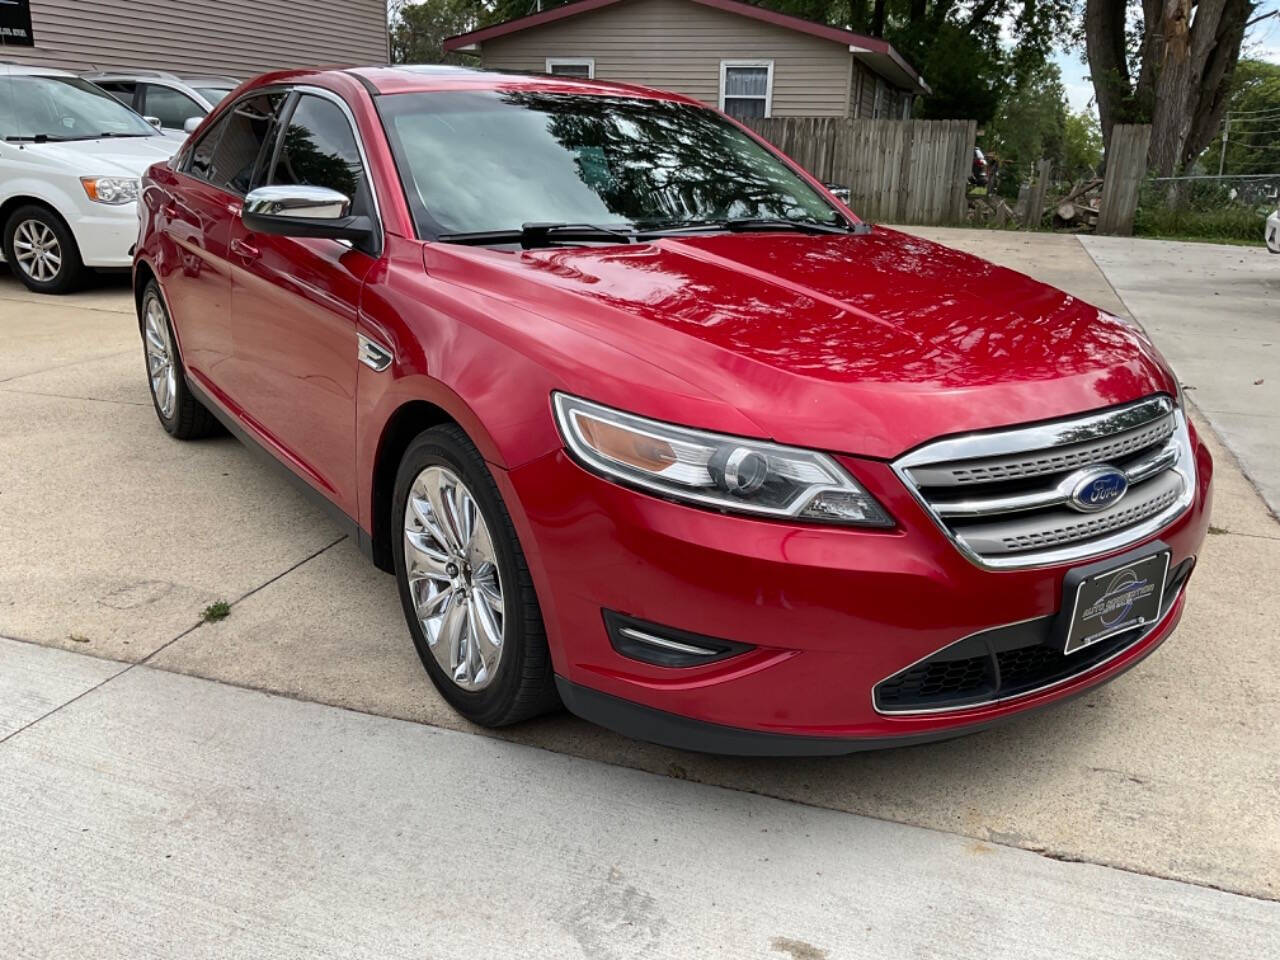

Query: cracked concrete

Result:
[1,229,1278,923]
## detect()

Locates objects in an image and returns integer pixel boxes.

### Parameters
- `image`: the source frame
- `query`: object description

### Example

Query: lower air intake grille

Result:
[873,558,1193,714]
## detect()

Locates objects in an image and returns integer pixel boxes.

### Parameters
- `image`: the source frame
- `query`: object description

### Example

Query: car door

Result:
[226,89,378,516]
[160,91,284,398]
[140,82,206,134]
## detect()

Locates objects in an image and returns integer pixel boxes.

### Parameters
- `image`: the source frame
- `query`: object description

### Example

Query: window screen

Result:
[548,62,592,78]
[722,65,769,119]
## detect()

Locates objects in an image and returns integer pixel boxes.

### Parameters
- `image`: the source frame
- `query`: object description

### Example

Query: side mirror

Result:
[242,185,375,244]
[823,182,852,203]
[145,115,163,129]
[183,116,202,134]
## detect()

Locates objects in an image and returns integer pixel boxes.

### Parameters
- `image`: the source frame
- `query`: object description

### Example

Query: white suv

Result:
[0,64,178,294]
[84,70,237,141]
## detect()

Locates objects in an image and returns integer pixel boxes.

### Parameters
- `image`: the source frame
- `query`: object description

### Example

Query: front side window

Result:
[0,75,156,141]
[720,62,772,120]
[187,92,284,194]
[378,90,839,237]
[142,83,204,129]
[94,80,138,106]
[268,94,369,215]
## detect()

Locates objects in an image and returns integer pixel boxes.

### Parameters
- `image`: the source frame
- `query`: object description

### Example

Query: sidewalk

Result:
[2,636,1277,960]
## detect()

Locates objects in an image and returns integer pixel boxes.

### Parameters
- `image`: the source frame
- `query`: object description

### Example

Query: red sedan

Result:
[133,66,1212,754]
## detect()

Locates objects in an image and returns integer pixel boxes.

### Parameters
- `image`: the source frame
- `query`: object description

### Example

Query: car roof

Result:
[0,63,78,78]
[81,69,238,86]
[249,64,699,105]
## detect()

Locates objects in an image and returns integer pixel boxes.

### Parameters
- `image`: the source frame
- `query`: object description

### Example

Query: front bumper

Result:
[499,420,1213,753]
[72,201,141,268]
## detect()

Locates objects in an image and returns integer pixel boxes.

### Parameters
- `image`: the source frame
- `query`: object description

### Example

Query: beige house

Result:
[443,0,927,121]
[0,0,387,77]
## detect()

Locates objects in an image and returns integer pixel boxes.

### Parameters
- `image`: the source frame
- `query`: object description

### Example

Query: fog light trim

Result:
[604,610,754,668]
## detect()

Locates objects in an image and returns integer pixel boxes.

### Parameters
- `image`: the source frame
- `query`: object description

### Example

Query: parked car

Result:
[971,147,988,187]
[134,66,1212,754]
[85,70,237,140]
[1,64,178,294]
[1267,202,1279,254]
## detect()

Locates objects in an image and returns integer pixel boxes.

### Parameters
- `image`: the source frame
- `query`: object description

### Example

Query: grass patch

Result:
[201,600,231,623]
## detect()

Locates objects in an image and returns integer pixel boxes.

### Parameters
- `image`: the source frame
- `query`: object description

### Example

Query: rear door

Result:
[161,91,284,399]
[226,89,379,515]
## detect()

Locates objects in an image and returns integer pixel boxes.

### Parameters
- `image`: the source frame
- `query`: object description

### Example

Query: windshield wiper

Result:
[639,217,864,237]
[4,134,72,143]
[438,222,638,249]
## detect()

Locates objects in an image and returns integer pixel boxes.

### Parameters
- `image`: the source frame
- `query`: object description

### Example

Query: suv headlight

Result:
[553,393,893,527]
[80,177,140,205]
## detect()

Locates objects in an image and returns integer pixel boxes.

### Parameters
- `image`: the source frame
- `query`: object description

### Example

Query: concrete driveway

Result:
[1,231,1278,921]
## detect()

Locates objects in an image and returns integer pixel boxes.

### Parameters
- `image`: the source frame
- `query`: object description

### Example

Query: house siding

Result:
[1,0,387,77]
[480,0,852,117]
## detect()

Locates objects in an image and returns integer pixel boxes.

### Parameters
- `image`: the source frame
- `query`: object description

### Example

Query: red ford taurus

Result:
[133,66,1212,754]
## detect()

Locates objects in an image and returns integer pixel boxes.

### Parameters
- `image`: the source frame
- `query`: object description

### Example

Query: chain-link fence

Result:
[1134,174,1280,243]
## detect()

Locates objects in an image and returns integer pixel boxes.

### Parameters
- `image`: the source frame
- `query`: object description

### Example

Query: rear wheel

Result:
[393,425,559,726]
[3,205,86,294]
[140,281,219,439]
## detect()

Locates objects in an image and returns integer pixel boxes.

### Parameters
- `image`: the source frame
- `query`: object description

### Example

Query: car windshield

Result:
[0,75,157,140]
[377,90,843,237]
[196,87,232,106]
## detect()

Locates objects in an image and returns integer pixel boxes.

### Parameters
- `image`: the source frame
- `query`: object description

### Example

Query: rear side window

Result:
[187,92,284,195]
[268,94,371,216]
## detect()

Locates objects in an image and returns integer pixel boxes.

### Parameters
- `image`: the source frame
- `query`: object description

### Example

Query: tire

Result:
[393,424,559,726]
[139,280,219,439]
[3,204,87,294]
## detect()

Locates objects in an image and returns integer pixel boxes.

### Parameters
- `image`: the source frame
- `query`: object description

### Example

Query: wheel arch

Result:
[368,399,459,572]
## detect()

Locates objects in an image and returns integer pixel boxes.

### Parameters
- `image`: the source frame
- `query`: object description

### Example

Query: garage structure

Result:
[0,0,388,77]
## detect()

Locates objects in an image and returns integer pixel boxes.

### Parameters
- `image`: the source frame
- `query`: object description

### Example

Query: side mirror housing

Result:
[144,115,163,129]
[242,185,376,245]
[183,116,203,134]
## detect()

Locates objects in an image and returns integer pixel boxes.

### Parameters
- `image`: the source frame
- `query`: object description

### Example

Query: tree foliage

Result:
[389,0,483,64]
[1203,58,1280,175]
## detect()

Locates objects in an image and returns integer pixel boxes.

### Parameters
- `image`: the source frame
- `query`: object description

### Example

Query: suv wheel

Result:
[140,281,219,439]
[3,205,86,294]
[393,425,559,726]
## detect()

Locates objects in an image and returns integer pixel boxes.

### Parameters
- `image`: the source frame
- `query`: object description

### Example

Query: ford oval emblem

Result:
[1068,466,1129,513]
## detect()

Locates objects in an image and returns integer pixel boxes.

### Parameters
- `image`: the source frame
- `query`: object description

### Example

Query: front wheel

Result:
[393,425,559,726]
[3,205,86,294]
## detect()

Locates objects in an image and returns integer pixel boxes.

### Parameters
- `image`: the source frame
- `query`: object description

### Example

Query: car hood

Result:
[426,228,1178,459]
[23,135,178,177]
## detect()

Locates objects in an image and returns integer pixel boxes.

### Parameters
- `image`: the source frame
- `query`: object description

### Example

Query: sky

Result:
[1054,1,1280,115]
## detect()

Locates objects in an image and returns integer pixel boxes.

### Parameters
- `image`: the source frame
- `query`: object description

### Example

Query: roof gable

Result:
[443,0,926,92]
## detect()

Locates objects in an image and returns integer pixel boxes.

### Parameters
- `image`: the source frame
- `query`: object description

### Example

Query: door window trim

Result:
[179,85,291,194]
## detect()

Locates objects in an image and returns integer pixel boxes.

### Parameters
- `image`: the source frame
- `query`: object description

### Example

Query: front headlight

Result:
[553,393,893,527]
[80,177,140,205]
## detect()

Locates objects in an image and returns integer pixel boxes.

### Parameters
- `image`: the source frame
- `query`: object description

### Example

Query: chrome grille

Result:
[893,395,1196,569]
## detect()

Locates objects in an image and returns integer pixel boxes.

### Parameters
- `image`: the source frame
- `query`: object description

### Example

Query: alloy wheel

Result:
[403,465,505,691]
[143,296,177,419]
[12,219,62,283]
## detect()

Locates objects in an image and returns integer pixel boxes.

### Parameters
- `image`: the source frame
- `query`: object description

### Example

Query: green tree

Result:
[389,0,483,64]
[1061,109,1104,181]
[1203,59,1280,176]
[984,63,1067,187]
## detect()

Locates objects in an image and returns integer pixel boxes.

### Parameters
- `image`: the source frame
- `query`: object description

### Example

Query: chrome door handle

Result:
[230,238,259,261]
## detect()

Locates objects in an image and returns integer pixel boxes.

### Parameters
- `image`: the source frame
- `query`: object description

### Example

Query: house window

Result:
[719,60,773,119]
[546,58,594,79]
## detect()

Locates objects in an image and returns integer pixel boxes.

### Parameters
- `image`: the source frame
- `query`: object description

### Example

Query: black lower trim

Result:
[187,376,377,563]
[555,612,1175,757]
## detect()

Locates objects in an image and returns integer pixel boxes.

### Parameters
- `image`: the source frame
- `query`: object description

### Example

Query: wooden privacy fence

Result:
[1097,124,1152,235]
[744,117,977,225]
